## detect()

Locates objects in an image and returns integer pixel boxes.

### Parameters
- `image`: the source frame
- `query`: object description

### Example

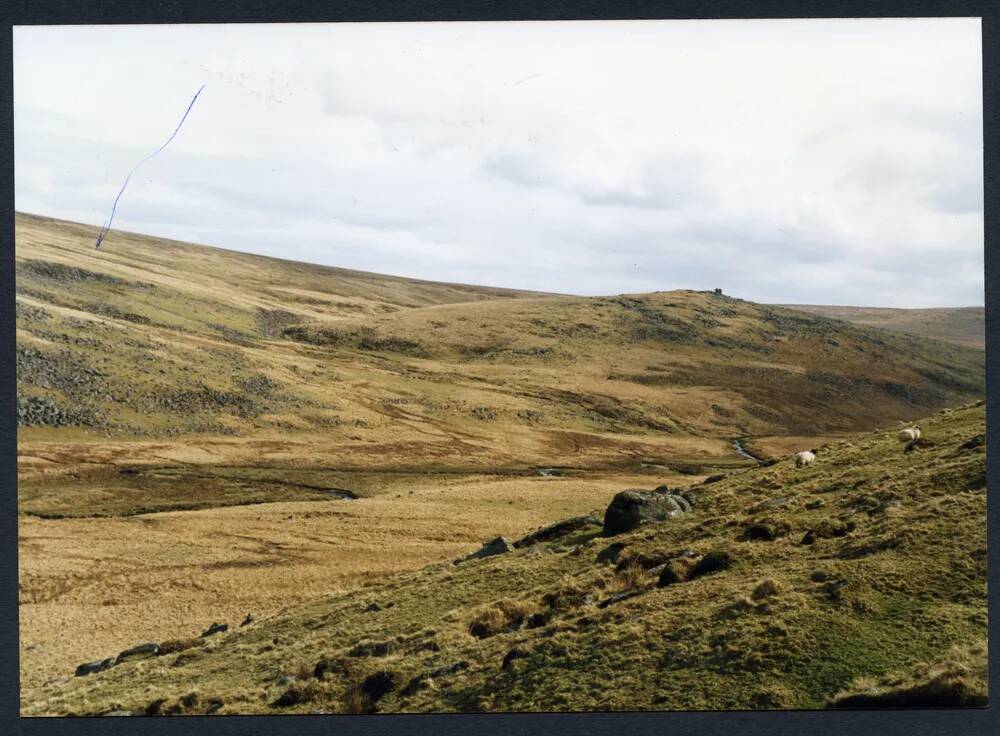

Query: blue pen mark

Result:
[95,85,206,249]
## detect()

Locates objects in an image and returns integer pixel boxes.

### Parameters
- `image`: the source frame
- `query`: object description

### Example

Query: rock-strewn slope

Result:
[23,402,986,715]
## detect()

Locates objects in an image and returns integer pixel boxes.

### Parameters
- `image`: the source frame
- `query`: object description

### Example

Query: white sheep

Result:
[794,450,816,468]
[897,426,922,443]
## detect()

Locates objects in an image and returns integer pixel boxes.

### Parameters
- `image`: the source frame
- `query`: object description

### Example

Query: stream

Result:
[730,438,759,462]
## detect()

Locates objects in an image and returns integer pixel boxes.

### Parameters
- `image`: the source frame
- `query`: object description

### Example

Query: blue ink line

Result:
[95,84,206,249]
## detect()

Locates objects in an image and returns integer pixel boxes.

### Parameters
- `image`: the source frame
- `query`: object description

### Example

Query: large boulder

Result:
[602,488,691,535]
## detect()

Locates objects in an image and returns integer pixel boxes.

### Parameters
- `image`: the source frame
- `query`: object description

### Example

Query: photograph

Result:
[13,17,987,716]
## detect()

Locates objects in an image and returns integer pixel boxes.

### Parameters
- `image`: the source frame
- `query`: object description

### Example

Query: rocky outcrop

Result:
[513,515,601,548]
[115,642,159,664]
[200,622,228,638]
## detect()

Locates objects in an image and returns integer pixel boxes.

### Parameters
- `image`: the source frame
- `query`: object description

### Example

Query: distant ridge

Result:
[774,303,985,350]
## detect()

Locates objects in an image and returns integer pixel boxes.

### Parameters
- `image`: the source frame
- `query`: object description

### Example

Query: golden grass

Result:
[18,469,666,690]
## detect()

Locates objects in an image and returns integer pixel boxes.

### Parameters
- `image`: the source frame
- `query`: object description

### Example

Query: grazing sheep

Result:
[794,451,816,468]
[897,426,922,443]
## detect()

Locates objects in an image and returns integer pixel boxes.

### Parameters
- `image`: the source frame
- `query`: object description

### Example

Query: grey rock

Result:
[513,515,601,548]
[458,536,513,563]
[595,542,627,565]
[115,642,159,664]
[597,590,643,608]
[75,657,115,677]
[200,622,228,638]
[602,489,690,535]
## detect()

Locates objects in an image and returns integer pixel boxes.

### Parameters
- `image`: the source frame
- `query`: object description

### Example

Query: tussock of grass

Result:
[828,641,988,708]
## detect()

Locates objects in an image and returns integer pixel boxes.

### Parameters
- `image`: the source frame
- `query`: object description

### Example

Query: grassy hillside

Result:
[15,213,987,710]
[21,401,986,715]
[777,304,985,350]
[16,212,984,452]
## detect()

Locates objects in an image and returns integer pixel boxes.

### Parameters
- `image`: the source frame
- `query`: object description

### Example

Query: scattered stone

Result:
[360,671,398,703]
[748,495,796,512]
[399,663,464,698]
[502,647,529,670]
[615,552,667,572]
[74,658,114,677]
[822,578,849,602]
[526,612,550,628]
[349,639,395,658]
[180,692,199,709]
[805,500,825,510]
[313,657,345,680]
[458,536,514,563]
[702,474,726,484]
[513,515,601,548]
[656,560,691,587]
[602,488,690,535]
[274,686,309,708]
[171,651,201,667]
[802,519,855,545]
[200,622,228,638]
[740,521,790,542]
[240,614,254,627]
[429,661,468,679]
[363,602,383,613]
[687,551,734,580]
[115,642,159,664]
[595,542,627,565]
[597,590,643,609]
[157,638,199,655]
[958,434,985,451]
[401,676,431,697]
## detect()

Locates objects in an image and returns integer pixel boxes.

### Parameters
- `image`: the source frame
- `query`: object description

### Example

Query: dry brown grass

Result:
[779,304,985,350]
[468,599,541,639]
[607,559,648,593]
[751,578,784,600]
[18,468,660,689]
[341,685,369,715]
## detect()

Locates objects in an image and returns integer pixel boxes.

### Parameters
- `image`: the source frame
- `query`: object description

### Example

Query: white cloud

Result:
[14,18,983,307]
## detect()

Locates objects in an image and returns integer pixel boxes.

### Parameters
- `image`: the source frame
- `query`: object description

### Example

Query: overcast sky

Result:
[14,19,983,307]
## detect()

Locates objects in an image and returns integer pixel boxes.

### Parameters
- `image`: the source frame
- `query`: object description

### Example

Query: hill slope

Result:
[21,402,986,715]
[776,304,985,350]
[16,212,985,454]
[15,213,987,706]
